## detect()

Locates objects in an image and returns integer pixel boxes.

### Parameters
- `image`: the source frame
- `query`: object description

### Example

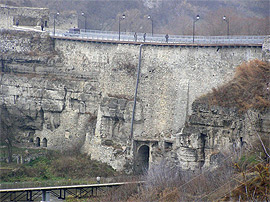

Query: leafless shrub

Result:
[144,161,183,190]
[128,157,236,201]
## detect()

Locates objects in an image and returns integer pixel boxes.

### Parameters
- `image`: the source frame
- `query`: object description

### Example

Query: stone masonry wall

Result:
[262,36,270,62]
[0,5,78,31]
[0,29,53,56]
[53,39,262,170]
[55,40,262,137]
[0,28,265,172]
[0,4,49,28]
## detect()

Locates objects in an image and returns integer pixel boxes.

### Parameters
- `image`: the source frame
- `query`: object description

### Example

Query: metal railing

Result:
[0,181,144,201]
[50,29,267,45]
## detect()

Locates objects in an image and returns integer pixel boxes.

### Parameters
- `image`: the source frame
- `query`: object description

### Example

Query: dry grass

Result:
[202,59,270,112]
[230,162,270,201]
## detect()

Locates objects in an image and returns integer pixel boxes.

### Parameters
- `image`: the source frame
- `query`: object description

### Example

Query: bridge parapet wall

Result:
[262,35,270,62]
[0,29,54,60]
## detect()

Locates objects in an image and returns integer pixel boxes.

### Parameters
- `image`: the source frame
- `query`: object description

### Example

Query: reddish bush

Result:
[205,59,270,112]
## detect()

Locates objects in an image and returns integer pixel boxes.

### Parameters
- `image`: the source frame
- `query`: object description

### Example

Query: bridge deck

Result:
[52,35,263,47]
[0,181,144,201]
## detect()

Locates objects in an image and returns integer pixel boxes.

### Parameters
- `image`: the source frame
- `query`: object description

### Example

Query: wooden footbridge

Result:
[0,181,144,201]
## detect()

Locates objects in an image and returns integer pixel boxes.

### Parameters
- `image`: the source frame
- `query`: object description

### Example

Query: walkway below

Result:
[0,181,144,201]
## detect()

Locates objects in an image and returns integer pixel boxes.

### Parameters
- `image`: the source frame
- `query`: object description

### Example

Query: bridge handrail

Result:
[0,181,145,192]
[50,29,266,45]
[79,29,266,39]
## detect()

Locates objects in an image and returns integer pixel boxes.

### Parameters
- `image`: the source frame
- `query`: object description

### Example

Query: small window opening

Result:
[36,137,40,147]
[42,138,47,147]
[240,137,243,147]
[165,142,173,150]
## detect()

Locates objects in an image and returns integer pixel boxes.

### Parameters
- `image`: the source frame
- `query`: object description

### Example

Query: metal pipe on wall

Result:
[130,44,144,140]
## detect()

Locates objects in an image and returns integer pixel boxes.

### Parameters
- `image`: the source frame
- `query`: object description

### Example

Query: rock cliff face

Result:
[0,28,268,172]
[172,101,270,170]
[263,36,270,62]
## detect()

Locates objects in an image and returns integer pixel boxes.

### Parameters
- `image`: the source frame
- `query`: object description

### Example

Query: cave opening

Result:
[136,145,150,174]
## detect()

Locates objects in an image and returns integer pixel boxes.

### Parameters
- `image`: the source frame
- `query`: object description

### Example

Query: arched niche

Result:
[36,137,40,147]
[136,145,150,174]
[42,138,47,147]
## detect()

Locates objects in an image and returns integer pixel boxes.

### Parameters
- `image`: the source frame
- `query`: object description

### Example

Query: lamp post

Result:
[82,12,86,32]
[147,15,153,36]
[118,14,126,41]
[223,16,229,36]
[192,15,200,43]
[96,176,101,184]
[53,12,59,36]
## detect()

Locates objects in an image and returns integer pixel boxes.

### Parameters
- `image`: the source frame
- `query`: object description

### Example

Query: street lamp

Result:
[96,176,101,184]
[82,12,86,32]
[118,14,126,41]
[147,15,153,36]
[192,15,200,43]
[223,16,229,36]
[53,12,59,36]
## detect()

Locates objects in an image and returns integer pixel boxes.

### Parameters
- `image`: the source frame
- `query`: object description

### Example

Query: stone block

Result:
[42,89,65,100]
[41,99,64,112]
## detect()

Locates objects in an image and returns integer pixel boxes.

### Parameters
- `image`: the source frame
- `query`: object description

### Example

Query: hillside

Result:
[0,0,269,35]
[201,59,270,111]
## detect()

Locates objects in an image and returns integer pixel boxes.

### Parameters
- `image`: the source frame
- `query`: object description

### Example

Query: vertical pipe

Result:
[130,44,144,140]
[185,82,190,123]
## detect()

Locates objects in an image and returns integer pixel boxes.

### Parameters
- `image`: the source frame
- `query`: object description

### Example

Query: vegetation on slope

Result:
[202,59,270,112]
[0,147,116,183]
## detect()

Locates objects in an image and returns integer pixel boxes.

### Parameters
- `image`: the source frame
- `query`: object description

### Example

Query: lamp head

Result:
[196,15,200,20]
[122,14,126,19]
[148,15,151,19]
[223,16,226,20]
[82,12,85,16]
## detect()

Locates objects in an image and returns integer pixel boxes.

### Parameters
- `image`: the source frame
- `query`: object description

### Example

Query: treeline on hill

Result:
[0,0,269,35]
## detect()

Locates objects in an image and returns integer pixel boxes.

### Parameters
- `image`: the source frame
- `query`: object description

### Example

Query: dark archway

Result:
[36,137,40,147]
[42,138,47,147]
[136,145,150,174]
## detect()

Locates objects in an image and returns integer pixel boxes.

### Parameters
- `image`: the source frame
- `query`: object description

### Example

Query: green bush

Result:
[0,150,116,182]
